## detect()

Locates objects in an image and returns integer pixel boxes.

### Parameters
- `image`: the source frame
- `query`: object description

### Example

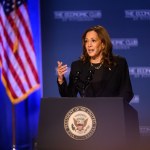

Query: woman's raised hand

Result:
[57,61,68,84]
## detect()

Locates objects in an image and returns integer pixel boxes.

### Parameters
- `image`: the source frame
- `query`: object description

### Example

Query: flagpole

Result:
[12,0,17,148]
[12,104,16,150]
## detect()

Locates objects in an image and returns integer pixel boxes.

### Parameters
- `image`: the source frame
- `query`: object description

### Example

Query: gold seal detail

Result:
[64,106,97,140]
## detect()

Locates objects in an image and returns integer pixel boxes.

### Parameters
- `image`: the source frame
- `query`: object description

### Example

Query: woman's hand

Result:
[57,61,68,84]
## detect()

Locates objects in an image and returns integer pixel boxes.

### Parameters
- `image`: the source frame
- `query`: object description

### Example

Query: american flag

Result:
[0,0,40,104]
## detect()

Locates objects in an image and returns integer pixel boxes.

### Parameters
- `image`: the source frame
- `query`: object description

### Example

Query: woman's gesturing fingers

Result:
[57,61,68,77]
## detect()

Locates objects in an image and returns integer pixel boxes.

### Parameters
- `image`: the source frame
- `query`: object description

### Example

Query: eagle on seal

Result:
[73,118,88,131]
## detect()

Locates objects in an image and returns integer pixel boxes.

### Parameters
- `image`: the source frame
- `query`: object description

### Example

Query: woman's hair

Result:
[80,25,115,67]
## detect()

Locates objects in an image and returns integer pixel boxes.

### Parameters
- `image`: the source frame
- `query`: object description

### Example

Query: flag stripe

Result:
[0,37,21,99]
[7,15,33,88]
[0,30,31,93]
[8,6,39,83]
[2,69,17,99]
[0,1,40,104]
[17,5,34,50]
[0,15,31,91]
[8,7,39,87]
[0,35,26,93]
[1,3,38,88]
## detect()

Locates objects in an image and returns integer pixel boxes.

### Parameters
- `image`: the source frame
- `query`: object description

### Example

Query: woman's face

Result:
[84,30,104,61]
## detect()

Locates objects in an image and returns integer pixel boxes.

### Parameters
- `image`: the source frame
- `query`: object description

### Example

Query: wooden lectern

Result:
[37,97,139,150]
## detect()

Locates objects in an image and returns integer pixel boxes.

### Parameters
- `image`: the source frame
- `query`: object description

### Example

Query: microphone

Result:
[86,68,95,82]
[79,69,94,97]
[73,71,84,95]
[84,68,95,90]
[87,70,94,81]
[73,71,80,84]
[73,69,94,97]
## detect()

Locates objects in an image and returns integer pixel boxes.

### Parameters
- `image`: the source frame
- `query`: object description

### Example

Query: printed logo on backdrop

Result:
[140,126,150,136]
[64,106,97,140]
[111,38,138,50]
[54,10,102,21]
[125,10,150,20]
[129,67,150,78]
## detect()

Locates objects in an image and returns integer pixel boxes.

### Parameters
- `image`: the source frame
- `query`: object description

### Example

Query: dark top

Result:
[57,56,134,103]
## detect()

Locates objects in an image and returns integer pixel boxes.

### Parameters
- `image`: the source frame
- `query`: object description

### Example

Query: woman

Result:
[57,25,133,103]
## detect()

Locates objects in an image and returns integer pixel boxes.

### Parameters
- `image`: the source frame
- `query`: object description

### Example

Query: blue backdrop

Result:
[41,0,150,140]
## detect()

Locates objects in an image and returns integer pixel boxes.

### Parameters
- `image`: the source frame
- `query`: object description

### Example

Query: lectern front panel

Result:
[37,97,139,150]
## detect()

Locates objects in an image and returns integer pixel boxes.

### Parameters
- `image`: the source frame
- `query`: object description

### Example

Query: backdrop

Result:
[41,0,150,139]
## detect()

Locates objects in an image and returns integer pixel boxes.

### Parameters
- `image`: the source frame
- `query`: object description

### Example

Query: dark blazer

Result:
[58,56,134,103]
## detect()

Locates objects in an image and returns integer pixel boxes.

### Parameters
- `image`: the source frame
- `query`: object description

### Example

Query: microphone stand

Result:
[80,69,95,97]
[73,69,94,97]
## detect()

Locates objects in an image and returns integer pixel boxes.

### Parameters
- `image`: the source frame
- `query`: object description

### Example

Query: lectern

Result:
[37,97,139,150]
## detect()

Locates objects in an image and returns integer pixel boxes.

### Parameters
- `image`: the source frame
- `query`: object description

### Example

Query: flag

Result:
[0,0,40,104]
